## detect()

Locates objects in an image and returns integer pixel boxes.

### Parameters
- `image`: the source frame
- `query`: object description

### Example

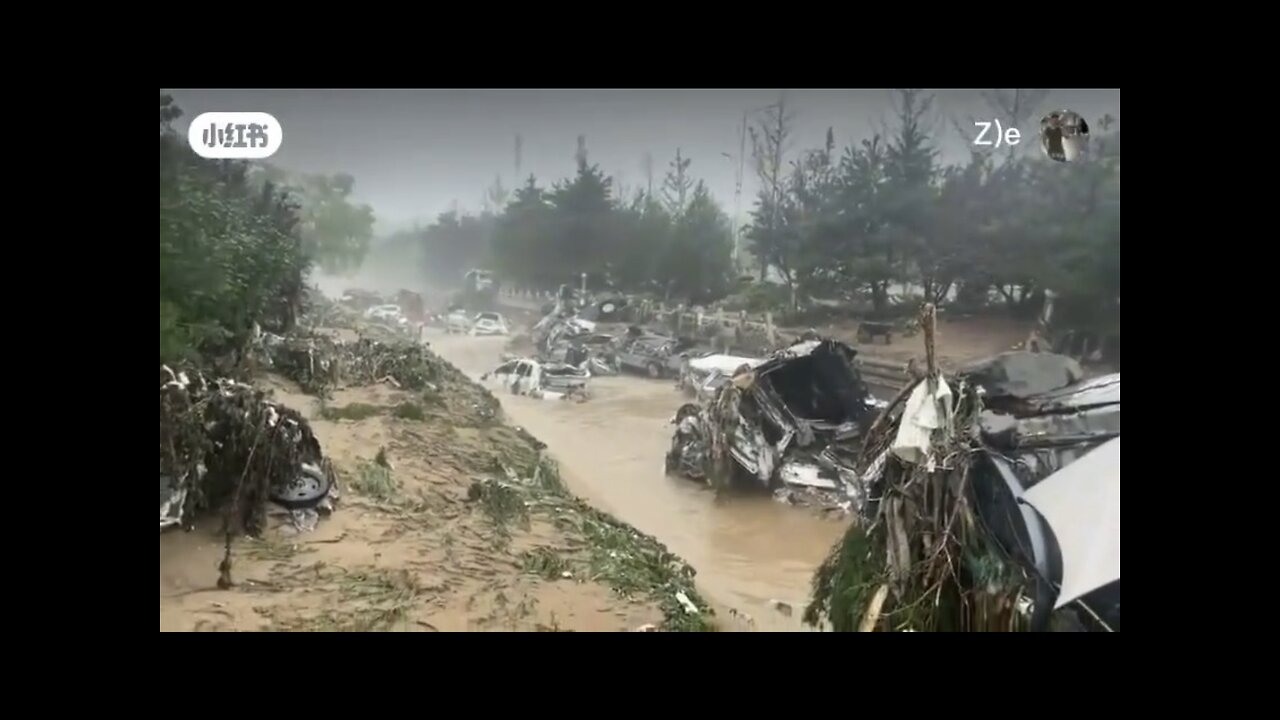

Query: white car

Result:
[483,358,590,399]
[365,304,408,327]
[445,310,472,334]
[471,312,510,336]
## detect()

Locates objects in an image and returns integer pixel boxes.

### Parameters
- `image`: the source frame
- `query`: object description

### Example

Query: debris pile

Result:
[664,338,883,503]
[159,365,337,535]
[488,300,622,399]
[302,289,361,330]
[805,308,1120,632]
[256,334,448,395]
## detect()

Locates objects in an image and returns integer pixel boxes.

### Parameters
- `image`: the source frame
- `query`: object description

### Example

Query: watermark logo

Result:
[187,112,283,159]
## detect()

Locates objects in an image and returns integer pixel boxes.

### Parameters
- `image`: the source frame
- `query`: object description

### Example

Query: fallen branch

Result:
[859,584,890,632]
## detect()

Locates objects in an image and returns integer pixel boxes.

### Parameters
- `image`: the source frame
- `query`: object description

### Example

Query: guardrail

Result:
[857,356,909,393]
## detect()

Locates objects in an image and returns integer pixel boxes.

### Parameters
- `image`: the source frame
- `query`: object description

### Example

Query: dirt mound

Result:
[161,342,714,632]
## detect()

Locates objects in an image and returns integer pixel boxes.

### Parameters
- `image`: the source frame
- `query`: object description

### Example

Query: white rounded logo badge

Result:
[187,112,283,159]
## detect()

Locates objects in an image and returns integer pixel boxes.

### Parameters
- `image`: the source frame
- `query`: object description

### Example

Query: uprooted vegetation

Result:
[159,366,336,536]
[469,450,714,632]
[351,460,398,501]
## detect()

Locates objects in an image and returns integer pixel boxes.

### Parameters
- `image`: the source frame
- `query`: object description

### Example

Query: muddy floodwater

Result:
[430,333,849,631]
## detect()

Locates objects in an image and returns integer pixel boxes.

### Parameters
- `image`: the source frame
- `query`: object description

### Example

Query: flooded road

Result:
[430,333,848,631]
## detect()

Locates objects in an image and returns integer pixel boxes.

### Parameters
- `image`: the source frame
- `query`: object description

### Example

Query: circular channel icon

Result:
[1039,110,1090,163]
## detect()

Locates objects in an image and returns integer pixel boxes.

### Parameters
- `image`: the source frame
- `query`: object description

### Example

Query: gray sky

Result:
[166,88,1120,233]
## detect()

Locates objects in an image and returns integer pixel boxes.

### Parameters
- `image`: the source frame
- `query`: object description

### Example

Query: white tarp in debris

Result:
[891,378,953,465]
[687,354,764,375]
[1023,436,1120,609]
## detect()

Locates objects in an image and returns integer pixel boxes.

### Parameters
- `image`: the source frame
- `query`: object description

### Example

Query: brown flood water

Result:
[430,333,848,631]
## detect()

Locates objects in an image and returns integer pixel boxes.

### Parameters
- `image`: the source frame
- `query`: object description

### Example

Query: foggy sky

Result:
[165,88,1120,234]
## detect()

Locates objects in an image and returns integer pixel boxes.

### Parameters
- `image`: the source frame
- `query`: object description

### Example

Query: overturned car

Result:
[665,339,883,493]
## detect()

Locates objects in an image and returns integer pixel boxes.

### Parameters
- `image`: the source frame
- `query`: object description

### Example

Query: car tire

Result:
[647,362,663,379]
[270,465,332,509]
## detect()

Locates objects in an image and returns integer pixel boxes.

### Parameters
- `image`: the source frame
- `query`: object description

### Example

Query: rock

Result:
[771,599,793,617]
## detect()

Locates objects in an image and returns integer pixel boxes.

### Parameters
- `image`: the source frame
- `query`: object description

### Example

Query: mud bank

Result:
[160,361,716,632]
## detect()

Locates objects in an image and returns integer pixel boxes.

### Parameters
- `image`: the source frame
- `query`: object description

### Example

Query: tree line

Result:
[159,94,376,363]
[402,89,1118,330]
[397,143,735,304]
[744,90,1119,328]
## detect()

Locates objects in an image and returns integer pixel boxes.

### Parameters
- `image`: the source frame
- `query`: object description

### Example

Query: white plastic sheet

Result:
[891,378,953,465]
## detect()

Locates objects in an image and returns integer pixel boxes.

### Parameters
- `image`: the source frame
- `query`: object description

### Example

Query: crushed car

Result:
[617,331,701,379]
[665,338,882,494]
[482,357,591,400]
[531,303,599,356]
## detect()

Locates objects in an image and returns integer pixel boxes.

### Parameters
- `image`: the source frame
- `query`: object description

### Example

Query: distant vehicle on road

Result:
[365,304,408,327]
[445,310,472,334]
[471,312,510,336]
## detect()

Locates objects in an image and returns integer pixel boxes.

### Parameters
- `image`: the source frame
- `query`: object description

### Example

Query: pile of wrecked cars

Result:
[484,301,614,399]
[531,298,629,374]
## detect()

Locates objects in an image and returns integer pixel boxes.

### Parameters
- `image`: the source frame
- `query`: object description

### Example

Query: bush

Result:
[720,283,790,313]
[159,93,309,365]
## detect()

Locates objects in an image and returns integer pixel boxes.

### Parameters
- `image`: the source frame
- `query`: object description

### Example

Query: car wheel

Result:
[647,362,663,379]
[270,465,331,509]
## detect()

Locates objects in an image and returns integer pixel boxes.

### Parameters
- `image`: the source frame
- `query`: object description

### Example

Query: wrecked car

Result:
[532,309,598,358]
[666,403,708,479]
[483,358,590,399]
[807,350,1119,632]
[958,360,1119,632]
[445,309,472,334]
[665,339,881,493]
[617,333,700,379]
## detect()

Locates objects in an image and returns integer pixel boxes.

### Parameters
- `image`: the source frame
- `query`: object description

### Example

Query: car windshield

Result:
[477,313,501,322]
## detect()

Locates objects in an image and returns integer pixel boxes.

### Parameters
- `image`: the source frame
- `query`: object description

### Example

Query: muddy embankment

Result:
[160,346,715,632]
[430,333,850,631]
